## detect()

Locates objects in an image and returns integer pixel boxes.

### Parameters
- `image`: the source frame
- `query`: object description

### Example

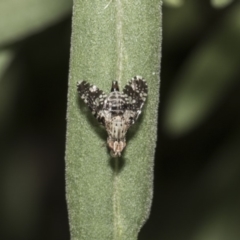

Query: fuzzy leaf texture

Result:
[65,0,162,240]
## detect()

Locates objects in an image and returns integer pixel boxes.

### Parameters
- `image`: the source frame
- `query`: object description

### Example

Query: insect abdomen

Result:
[107,116,127,140]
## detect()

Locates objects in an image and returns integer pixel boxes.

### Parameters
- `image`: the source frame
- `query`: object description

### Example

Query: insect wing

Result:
[123,76,148,121]
[77,81,107,115]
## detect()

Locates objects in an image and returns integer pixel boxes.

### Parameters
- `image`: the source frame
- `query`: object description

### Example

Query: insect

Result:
[77,76,148,157]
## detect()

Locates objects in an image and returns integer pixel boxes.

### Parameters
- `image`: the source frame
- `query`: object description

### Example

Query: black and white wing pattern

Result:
[77,76,148,157]
[123,76,148,122]
[77,81,107,118]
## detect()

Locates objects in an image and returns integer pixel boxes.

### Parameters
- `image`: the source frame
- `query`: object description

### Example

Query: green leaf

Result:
[164,0,185,7]
[191,127,240,240]
[0,49,14,80]
[163,3,240,136]
[0,0,72,46]
[211,0,233,8]
[0,48,16,127]
[65,0,162,239]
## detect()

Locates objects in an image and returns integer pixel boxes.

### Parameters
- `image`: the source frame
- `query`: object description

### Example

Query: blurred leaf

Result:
[211,0,233,8]
[65,0,161,239]
[0,49,14,81]
[0,0,72,46]
[163,3,240,136]
[193,209,240,240]
[0,48,16,127]
[164,0,185,7]
[1,144,42,239]
[193,127,240,240]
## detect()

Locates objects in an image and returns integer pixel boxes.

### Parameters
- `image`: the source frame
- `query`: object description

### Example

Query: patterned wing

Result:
[77,81,107,117]
[123,76,148,122]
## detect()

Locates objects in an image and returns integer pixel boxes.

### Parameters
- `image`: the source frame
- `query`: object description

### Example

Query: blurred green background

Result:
[1,0,240,239]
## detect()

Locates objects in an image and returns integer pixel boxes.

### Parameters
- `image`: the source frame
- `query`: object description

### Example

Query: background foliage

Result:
[0,0,240,239]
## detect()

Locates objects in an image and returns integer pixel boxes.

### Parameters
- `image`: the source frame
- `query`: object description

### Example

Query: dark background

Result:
[1,1,240,239]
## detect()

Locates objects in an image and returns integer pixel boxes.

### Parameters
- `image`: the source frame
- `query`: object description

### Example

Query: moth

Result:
[77,76,148,157]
